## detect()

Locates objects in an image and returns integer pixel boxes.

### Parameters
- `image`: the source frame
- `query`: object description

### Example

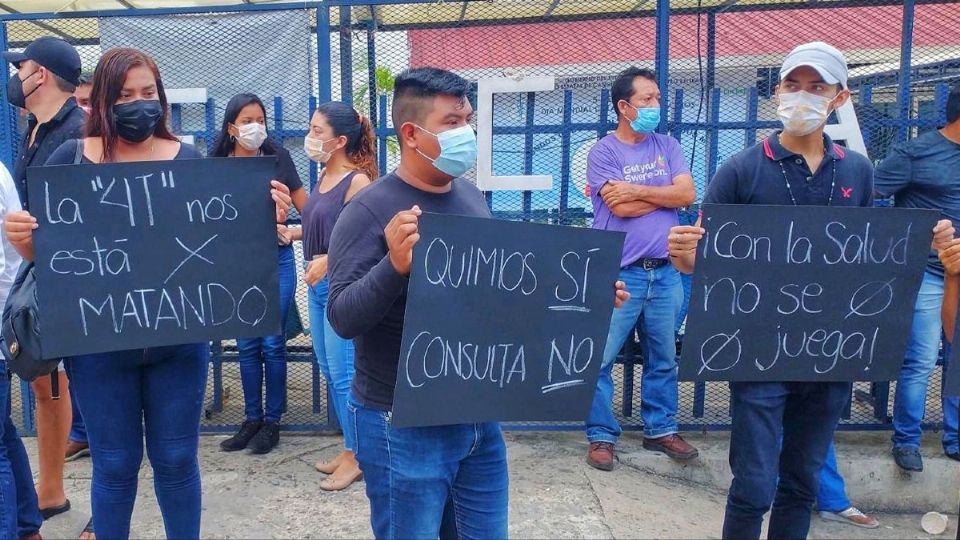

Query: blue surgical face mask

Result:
[626,102,660,134]
[415,124,478,178]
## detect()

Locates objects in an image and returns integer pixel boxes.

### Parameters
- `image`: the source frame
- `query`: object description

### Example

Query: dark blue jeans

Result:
[0,356,43,540]
[723,381,850,540]
[237,245,296,423]
[69,343,209,540]
[63,358,87,444]
[940,340,959,455]
[349,394,509,539]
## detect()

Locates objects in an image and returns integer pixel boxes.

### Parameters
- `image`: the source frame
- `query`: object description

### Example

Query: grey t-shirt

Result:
[875,129,960,278]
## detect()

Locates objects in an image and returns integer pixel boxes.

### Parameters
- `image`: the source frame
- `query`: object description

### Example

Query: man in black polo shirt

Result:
[2,35,84,520]
[667,42,950,539]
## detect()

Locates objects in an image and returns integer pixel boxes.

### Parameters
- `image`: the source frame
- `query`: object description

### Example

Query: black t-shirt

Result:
[326,172,492,410]
[15,97,86,209]
[269,145,303,194]
[44,138,204,166]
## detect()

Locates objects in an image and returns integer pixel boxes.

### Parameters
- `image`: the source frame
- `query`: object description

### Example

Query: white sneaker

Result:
[819,507,880,529]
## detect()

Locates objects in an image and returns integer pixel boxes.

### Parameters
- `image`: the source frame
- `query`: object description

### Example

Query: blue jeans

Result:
[237,245,296,423]
[309,277,356,451]
[941,341,960,454]
[723,381,850,540]
[893,271,943,448]
[815,440,850,513]
[0,356,43,540]
[69,343,209,540]
[69,371,87,443]
[587,265,682,442]
[349,394,508,539]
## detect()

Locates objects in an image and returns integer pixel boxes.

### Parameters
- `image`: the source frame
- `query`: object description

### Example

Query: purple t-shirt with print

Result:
[587,132,690,267]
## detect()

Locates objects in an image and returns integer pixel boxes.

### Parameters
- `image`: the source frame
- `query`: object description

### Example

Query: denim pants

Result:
[67,360,87,443]
[68,343,209,540]
[349,394,508,539]
[814,439,850,513]
[722,381,850,540]
[0,355,43,540]
[940,341,960,454]
[587,265,682,442]
[309,277,356,451]
[236,245,296,423]
[893,271,943,448]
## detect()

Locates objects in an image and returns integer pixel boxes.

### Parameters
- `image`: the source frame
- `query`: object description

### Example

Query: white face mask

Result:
[304,136,333,163]
[777,90,836,136]
[235,122,267,151]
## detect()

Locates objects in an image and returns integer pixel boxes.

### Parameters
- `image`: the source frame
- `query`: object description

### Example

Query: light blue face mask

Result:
[416,124,478,178]
[626,103,661,134]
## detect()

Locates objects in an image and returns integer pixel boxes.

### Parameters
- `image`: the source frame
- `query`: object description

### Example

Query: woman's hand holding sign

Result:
[271,179,292,224]
[5,210,37,261]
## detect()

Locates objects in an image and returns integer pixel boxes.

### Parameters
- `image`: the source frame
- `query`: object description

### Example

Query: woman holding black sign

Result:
[301,102,375,491]
[211,93,307,455]
[4,48,293,540]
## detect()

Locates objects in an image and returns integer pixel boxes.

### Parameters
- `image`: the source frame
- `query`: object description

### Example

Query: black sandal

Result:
[40,499,70,520]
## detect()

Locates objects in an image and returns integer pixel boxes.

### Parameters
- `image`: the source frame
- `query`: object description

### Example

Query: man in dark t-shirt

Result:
[875,84,960,471]
[1,36,84,528]
[326,67,628,538]
[326,68,504,539]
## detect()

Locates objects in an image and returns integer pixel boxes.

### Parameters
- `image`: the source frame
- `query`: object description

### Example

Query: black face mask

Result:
[113,99,163,143]
[7,70,39,109]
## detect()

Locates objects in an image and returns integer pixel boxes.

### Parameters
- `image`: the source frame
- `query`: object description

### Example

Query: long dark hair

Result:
[86,48,177,162]
[211,93,282,158]
[315,101,378,179]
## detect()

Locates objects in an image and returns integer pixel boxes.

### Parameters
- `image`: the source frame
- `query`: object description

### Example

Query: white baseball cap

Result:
[780,41,849,89]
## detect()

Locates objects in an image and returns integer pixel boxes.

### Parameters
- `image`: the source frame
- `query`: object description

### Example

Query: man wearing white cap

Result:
[666,41,952,539]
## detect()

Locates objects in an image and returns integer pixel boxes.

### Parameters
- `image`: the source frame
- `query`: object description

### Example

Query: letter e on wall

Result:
[477,76,556,191]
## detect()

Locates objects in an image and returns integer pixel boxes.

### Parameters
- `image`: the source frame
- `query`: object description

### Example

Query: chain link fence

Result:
[5,0,959,434]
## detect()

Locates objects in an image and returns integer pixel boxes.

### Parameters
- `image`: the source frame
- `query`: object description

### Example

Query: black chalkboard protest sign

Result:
[27,157,281,358]
[390,213,625,428]
[680,204,938,382]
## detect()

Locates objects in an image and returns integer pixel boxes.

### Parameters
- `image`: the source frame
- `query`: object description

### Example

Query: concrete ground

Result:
[27,430,959,540]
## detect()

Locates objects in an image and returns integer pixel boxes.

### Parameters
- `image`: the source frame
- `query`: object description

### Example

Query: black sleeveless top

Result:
[301,170,358,260]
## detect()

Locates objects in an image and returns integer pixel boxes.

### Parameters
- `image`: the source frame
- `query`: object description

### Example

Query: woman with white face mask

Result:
[212,93,308,455]
[300,102,375,490]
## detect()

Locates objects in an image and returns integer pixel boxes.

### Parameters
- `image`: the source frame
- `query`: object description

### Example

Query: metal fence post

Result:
[339,5,353,105]
[655,0,670,133]
[0,20,15,172]
[317,5,333,104]
[896,0,916,143]
[366,20,377,127]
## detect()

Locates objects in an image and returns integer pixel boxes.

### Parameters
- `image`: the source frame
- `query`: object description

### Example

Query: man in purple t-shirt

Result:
[584,67,698,471]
